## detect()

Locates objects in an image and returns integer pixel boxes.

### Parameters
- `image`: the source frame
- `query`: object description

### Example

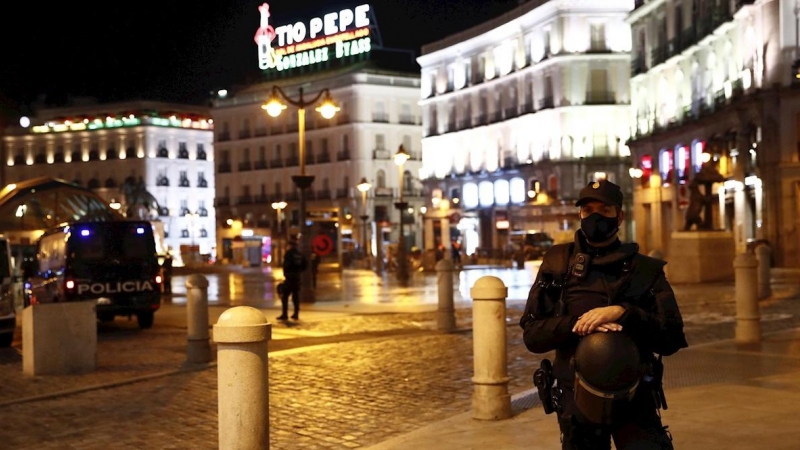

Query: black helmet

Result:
[572,332,643,424]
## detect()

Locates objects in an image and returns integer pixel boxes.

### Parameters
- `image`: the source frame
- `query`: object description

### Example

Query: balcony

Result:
[372,112,389,123]
[336,114,351,126]
[373,149,391,160]
[317,151,331,163]
[503,106,518,120]
[337,149,350,161]
[285,156,299,167]
[254,195,269,205]
[316,189,331,199]
[197,179,208,188]
[651,44,668,67]
[216,197,230,207]
[425,125,439,137]
[307,153,316,165]
[488,111,502,123]
[238,194,253,205]
[156,176,170,187]
[398,114,417,125]
[238,161,252,171]
[585,92,616,105]
[270,158,284,168]
[238,130,251,140]
[447,119,457,133]
[457,118,471,130]
[254,127,268,137]
[218,163,232,173]
[520,101,534,115]
[538,97,554,110]
[287,123,299,133]
[254,160,268,170]
[474,114,487,126]
[271,125,283,134]
[218,132,231,142]
[179,178,190,188]
[335,188,349,198]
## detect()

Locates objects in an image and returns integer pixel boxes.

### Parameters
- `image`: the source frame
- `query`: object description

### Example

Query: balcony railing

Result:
[216,197,230,207]
[335,188,349,198]
[337,149,350,161]
[488,111,502,123]
[631,56,647,77]
[317,151,331,163]
[285,156,299,166]
[238,195,253,205]
[520,101,534,115]
[238,130,251,140]
[271,125,283,134]
[254,160,268,170]
[585,92,616,105]
[218,132,231,142]
[372,112,389,123]
[316,189,331,199]
[651,44,668,67]
[270,158,284,168]
[336,114,351,126]
[474,114,487,126]
[218,163,231,173]
[503,106,518,120]
[238,162,252,171]
[254,127,267,137]
[538,97,554,110]
[457,118,471,130]
[373,149,390,160]
[254,195,269,205]
[398,114,417,125]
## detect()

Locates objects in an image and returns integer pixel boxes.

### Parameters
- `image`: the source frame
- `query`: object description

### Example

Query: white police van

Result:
[0,236,16,347]
[27,221,162,329]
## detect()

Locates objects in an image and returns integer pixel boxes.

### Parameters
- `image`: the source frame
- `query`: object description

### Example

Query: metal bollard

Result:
[186,274,211,363]
[733,253,761,343]
[436,259,456,332]
[470,276,511,420]
[755,245,772,299]
[213,307,271,450]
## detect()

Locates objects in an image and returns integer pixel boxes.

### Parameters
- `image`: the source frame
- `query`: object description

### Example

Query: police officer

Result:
[520,179,688,450]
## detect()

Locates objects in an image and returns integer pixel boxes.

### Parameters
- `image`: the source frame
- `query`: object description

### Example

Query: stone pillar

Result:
[755,244,772,299]
[436,259,456,332]
[734,253,761,343]
[470,276,511,420]
[22,302,97,375]
[186,274,212,363]
[733,130,750,254]
[214,307,271,449]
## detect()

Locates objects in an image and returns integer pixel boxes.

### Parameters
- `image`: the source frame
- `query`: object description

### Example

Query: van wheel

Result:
[0,333,12,348]
[137,311,154,329]
[98,313,115,323]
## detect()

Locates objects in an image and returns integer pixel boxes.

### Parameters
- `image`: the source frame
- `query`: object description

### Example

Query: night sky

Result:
[0,0,523,114]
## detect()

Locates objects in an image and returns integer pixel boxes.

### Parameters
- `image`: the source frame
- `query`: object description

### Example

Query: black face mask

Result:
[580,213,619,243]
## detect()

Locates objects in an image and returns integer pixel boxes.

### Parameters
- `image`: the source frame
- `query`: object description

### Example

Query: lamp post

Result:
[356,178,371,263]
[271,201,287,267]
[393,145,410,285]
[263,86,339,302]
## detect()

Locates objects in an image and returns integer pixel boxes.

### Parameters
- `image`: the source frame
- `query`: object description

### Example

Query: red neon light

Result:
[254,3,276,45]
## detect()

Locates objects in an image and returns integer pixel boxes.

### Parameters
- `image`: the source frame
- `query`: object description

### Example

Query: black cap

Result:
[575,180,623,209]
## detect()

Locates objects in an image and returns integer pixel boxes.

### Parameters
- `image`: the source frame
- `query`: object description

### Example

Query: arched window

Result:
[87,178,100,189]
[105,178,117,188]
[107,148,117,160]
[157,147,169,158]
[377,170,386,188]
[88,150,99,161]
[659,149,674,186]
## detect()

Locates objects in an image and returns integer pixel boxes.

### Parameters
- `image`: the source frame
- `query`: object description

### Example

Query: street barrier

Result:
[470,276,512,420]
[733,252,761,343]
[186,274,212,364]
[436,259,456,332]
[755,245,772,299]
[213,306,272,450]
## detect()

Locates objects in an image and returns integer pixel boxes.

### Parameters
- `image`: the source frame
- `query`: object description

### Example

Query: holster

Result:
[643,355,668,410]
[533,359,559,414]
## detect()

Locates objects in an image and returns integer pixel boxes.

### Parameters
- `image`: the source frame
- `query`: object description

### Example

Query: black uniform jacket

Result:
[520,232,688,381]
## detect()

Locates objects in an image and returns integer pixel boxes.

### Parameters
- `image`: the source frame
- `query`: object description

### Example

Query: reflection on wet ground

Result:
[165,263,542,308]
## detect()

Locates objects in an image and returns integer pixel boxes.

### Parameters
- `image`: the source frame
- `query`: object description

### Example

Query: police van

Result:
[0,236,16,347]
[27,221,162,329]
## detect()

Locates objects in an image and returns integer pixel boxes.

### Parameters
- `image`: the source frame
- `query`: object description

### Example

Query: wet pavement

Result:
[0,264,798,449]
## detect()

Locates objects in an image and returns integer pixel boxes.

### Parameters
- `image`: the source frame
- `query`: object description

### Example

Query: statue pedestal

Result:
[667,231,735,283]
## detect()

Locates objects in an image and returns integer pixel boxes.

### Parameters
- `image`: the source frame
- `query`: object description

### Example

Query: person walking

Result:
[161,253,173,295]
[278,236,307,321]
[520,179,688,450]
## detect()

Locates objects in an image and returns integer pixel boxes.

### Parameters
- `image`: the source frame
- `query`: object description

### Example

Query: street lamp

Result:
[271,201,287,266]
[263,86,339,302]
[393,145,411,285]
[356,177,371,261]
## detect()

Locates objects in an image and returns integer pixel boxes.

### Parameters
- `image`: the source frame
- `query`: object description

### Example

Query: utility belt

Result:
[533,356,668,418]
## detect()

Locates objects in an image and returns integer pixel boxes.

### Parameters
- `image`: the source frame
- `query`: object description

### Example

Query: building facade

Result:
[0,101,216,266]
[417,0,635,262]
[211,62,423,268]
[626,0,800,267]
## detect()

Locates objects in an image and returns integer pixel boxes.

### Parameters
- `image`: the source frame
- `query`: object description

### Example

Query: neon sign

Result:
[254,3,372,72]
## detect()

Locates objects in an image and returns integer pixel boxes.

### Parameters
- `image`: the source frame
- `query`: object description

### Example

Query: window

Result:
[676,145,690,184]
[375,134,385,150]
[198,171,208,187]
[377,169,386,188]
[590,23,606,51]
[178,142,189,159]
[402,135,412,154]
[179,170,189,187]
[342,134,349,150]
[659,149,674,185]
[197,144,207,160]
[106,146,117,160]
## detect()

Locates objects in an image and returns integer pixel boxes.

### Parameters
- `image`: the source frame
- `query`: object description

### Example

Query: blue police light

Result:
[136,227,145,235]
[80,229,91,237]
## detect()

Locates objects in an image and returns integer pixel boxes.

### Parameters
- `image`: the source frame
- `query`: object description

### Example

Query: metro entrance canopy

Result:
[0,177,123,232]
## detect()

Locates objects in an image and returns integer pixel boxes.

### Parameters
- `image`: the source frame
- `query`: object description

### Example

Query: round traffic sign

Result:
[312,234,334,256]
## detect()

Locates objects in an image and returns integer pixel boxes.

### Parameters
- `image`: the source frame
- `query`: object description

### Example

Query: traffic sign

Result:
[312,234,334,256]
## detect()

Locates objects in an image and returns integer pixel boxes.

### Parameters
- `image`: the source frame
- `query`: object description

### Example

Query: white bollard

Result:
[213,307,271,450]
[436,259,456,332]
[755,245,772,299]
[186,274,212,364]
[734,252,761,343]
[470,276,511,420]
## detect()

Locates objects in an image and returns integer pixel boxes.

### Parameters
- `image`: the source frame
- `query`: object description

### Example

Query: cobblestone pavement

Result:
[0,270,798,449]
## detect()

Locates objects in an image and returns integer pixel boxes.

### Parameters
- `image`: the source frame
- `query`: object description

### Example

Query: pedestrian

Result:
[450,239,462,265]
[278,236,307,321]
[520,179,688,450]
[161,253,173,295]
[310,251,320,288]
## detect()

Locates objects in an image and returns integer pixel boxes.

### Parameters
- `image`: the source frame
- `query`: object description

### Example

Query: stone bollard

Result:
[733,252,761,343]
[213,307,271,450]
[755,245,772,299]
[436,259,456,332]
[186,274,212,364]
[470,276,511,420]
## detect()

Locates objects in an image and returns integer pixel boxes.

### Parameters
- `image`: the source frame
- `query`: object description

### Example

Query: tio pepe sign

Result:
[254,3,372,72]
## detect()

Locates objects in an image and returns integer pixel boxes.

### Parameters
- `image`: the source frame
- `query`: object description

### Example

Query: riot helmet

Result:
[572,332,643,424]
